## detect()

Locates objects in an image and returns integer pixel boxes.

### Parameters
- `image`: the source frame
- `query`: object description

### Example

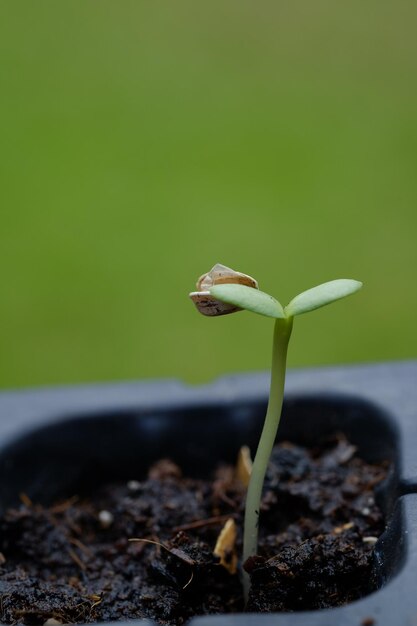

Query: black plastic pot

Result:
[0,361,417,626]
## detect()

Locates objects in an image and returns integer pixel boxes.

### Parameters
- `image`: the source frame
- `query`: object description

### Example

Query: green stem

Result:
[242,315,293,602]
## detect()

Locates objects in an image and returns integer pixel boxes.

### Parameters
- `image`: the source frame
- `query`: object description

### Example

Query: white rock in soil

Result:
[98,510,114,528]
[362,536,378,545]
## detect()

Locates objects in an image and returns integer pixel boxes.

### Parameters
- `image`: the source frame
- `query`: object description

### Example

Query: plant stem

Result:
[242,315,293,602]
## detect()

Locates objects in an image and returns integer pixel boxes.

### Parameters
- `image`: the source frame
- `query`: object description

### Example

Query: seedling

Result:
[190,264,362,599]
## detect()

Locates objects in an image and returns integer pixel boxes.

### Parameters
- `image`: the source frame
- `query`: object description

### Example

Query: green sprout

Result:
[190,264,362,599]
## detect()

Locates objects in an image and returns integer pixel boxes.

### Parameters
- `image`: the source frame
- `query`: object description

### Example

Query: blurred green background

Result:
[1,1,416,390]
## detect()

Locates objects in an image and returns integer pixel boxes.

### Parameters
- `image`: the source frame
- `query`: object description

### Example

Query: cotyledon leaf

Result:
[210,284,285,319]
[284,279,363,317]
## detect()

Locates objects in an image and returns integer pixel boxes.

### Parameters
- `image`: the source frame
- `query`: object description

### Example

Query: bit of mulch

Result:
[0,434,389,625]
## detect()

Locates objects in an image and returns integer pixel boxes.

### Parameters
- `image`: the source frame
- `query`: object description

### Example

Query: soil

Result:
[0,433,389,625]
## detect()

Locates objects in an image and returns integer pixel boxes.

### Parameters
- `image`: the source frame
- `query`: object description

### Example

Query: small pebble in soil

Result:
[127,479,140,492]
[98,510,114,528]
[362,536,378,545]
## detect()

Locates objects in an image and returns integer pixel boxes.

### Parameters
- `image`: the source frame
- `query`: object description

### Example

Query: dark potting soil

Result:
[0,434,389,625]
